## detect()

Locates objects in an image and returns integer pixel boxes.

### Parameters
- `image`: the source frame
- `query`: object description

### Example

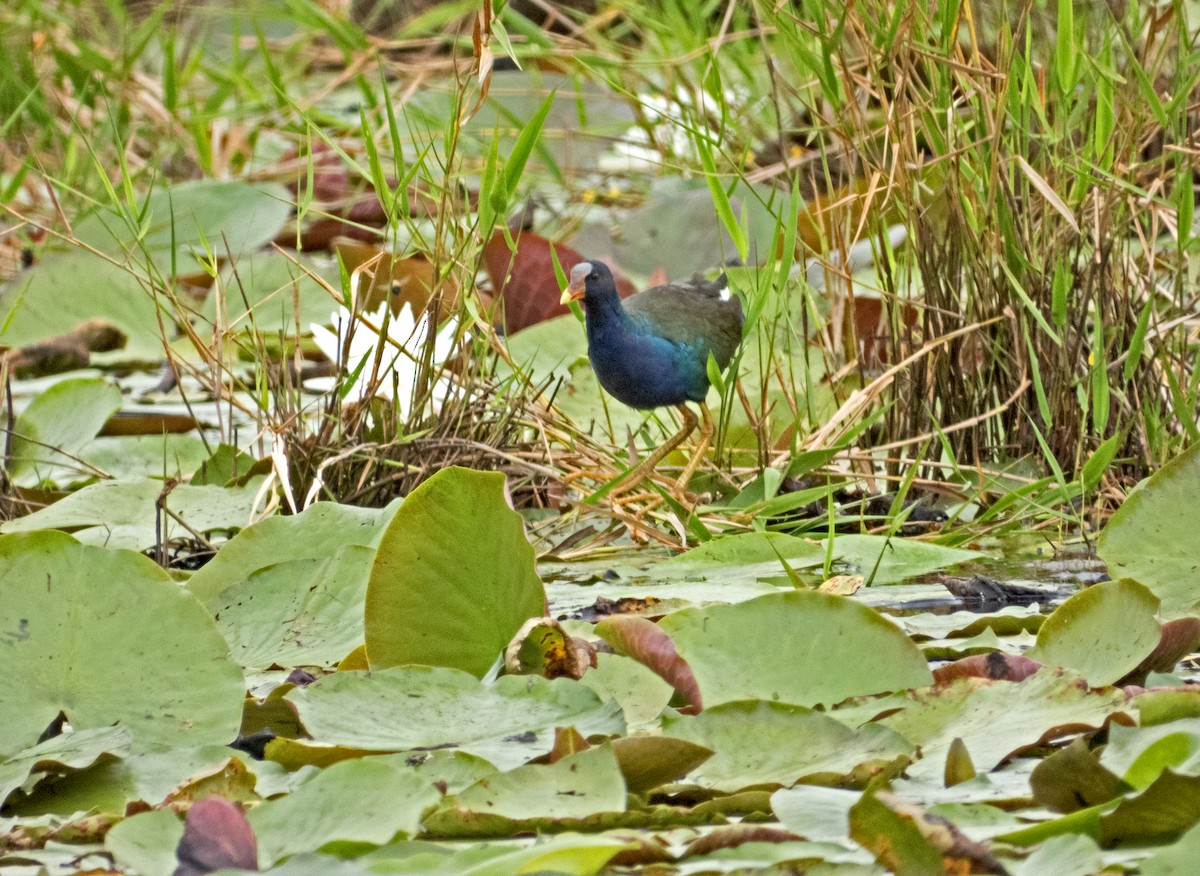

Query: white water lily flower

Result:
[308,303,458,411]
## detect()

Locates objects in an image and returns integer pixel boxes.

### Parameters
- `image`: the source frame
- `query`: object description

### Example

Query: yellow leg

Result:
[608,404,698,497]
[673,402,714,496]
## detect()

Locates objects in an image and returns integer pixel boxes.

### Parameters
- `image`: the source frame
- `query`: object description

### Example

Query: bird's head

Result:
[560,260,608,305]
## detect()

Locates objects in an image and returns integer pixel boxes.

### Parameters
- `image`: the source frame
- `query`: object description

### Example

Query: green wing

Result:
[625,285,744,368]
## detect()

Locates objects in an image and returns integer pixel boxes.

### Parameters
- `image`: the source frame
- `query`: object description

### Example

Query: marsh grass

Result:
[2,0,1198,541]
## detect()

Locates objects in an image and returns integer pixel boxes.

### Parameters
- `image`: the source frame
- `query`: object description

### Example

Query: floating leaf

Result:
[504,616,596,680]
[211,544,375,671]
[455,745,626,820]
[8,378,122,487]
[365,467,545,676]
[1031,737,1126,813]
[104,809,185,876]
[175,797,258,876]
[882,669,1128,780]
[610,735,713,794]
[82,434,211,481]
[0,477,261,551]
[1140,819,1200,875]
[10,746,238,817]
[1098,442,1200,618]
[0,252,166,358]
[1026,579,1161,686]
[200,250,341,335]
[186,500,397,607]
[658,591,932,708]
[249,758,440,866]
[0,726,132,809]
[822,534,982,586]
[1102,719,1200,789]
[932,653,1043,685]
[74,179,292,273]
[577,652,674,728]
[287,665,623,771]
[663,701,913,792]
[849,792,945,873]
[0,531,244,756]
[596,615,702,712]
[771,785,862,843]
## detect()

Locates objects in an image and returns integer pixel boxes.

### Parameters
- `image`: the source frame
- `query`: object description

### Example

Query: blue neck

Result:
[584,287,633,342]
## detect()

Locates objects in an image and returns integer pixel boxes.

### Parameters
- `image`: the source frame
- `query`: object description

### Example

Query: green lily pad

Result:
[81,433,211,481]
[1140,819,1200,876]
[578,652,674,729]
[212,544,375,671]
[9,746,240,816]
[771,785,862,843]
[200,251,340,337]
[658,590,933,708]
[0,252,166,359]
[1007,834,1104,876]
[455,745,626,820]
[0,477,262,551]
[74,179,291,274]
[1102,719,1200,788]
[0,726,132,809]
[0,531,244,756]
[8,378,123,487]
[249,758,441,866]
[881,669,1129,781]
[105,809,185,876]
[1026,579,1161,686]
[365,467,545,676]
[662,531,827,570]
[186,500,398,607]
[1098,442,1200,618]
[663,700,914,792]
[286,666,624,771]
[821,534,982,585]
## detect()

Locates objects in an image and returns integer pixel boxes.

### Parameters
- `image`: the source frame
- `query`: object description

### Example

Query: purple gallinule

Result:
[561,260,744,496]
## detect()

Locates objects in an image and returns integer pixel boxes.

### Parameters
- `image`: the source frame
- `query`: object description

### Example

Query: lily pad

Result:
[211,544,375,671]
[286,666,624,771]
[9,746,240,816]
[186,500,398,607]
[200,251,340,337]
[8,377,123,487]
[821,534,982,586]
[249,758,441,866]
[105,809,186,876]
[81,433,211,481]
[771,785,862,843]
[1098,442,1200,618]
[1102,719,1200,788]
[0,477,262,551]
[0,252,167,358]
[663,701,914,792]
[0,726,132,809]
[364,467,545,676]
[455,745,626,820]
[1026,579,1161,686]
[74,179,292,274]
[657,590,933,708]
[0,531,244,756]
[881,669,1129,780]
